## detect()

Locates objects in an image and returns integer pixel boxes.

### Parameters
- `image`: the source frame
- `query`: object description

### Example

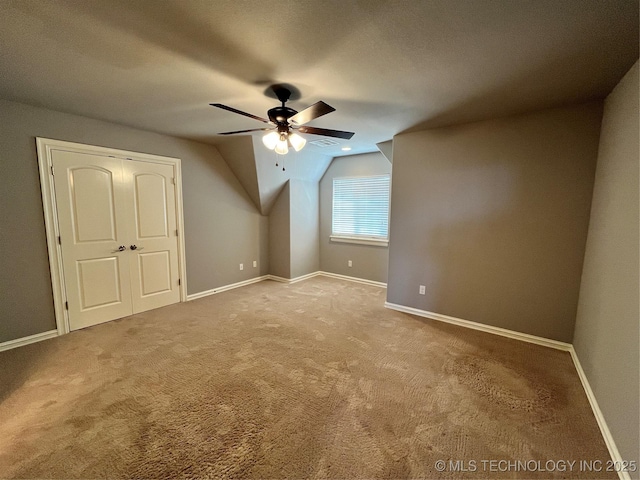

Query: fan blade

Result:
[217,128,273,135]
[210,103,271,124]
[289,101,335,125]
[298,126,355,140]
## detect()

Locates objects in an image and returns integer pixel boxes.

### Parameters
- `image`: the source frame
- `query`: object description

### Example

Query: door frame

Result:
[36,137,188,335]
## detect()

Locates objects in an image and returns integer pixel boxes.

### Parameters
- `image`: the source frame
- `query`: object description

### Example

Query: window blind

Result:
[332,175,390,240]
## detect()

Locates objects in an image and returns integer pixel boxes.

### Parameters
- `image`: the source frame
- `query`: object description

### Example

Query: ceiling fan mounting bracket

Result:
[272,85,293,105]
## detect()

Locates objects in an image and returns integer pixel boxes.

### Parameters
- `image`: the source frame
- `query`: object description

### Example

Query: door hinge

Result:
[175,229,179,236]
[171,177,176,185]
[50,166,54,175]
[58,235,61,245]
[65,301,69,310]
[178,278,181,286]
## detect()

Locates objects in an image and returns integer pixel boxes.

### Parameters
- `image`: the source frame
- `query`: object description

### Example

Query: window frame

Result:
[330,174,390,247]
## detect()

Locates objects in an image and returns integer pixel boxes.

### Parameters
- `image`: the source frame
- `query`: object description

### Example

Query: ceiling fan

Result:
[210,84,355,155]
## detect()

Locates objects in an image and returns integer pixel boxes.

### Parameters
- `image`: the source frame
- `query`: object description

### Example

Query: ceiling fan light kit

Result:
[211,84,354,159]
[261,130,306,155]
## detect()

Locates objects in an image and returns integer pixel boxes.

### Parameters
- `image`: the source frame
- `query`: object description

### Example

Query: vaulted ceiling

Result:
[0,0,637,173]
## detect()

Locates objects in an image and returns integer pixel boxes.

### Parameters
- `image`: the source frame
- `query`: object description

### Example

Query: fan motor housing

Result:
[268,106,298,125]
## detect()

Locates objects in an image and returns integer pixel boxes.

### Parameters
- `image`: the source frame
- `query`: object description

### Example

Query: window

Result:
[331,174,390,246]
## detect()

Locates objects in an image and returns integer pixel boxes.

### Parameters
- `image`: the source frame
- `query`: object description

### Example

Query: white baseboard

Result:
[0,329,59,352]
[569,346,631,480]
[185,271,349,299]
[384,302,572,351]
[318,271,387,288]
[186,275,270,301]
[265,272,320,284]
[266,271,386,288]
[265,274,290,284]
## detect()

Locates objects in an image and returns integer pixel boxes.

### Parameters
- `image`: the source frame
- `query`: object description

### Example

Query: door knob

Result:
[111,245,126,252]
[130,245,144,251]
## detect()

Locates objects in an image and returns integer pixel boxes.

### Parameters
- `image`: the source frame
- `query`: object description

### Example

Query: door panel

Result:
[69,167,118,243]
[125,160,180,314]
[53,150,132,331]
[138,251,172,296]
[76,257,124,309]
[134,173,169,238]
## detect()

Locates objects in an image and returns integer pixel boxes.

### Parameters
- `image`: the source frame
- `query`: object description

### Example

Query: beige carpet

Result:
[0,277,614,479]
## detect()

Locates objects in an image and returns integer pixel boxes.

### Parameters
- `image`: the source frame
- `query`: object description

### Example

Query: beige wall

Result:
[268,183,291,279]
[319,152,391,283]
[290,180,320,279]
[268,179,320,279]
[0,99,268,343]
[388,102,603,342]
[573,61,639,474]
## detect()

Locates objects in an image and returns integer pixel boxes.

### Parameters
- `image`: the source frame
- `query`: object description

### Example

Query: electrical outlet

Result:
[253,260,257,268]
[348,260,352,267]
[419,285,426,295]
[239,263,244,271]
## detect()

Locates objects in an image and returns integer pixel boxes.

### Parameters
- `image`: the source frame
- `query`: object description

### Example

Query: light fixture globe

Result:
[274,137,289,155]
[289,132,307,152]
[262,131,279,150]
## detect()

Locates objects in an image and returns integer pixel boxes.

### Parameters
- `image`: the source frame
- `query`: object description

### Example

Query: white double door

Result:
[53,150,181,331]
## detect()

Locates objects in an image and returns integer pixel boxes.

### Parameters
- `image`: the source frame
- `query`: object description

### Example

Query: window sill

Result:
[330,235,389,247]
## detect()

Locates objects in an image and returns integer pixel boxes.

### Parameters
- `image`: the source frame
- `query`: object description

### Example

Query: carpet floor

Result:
[0,277,614,479]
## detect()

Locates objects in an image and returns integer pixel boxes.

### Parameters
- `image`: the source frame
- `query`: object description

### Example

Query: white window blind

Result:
[332,175,390,241]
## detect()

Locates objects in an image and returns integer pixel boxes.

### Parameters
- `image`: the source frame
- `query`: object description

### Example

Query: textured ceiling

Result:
[0,0,637,158]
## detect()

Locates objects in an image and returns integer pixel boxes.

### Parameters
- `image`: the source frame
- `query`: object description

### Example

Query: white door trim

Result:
[36,137,188,335]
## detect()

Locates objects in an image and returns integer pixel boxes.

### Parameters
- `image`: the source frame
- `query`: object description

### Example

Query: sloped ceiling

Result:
[211,135,332,215]
[252,137,332,215]
[215,136,262,211]
[376,141,393,163]
[0,0,637,160]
